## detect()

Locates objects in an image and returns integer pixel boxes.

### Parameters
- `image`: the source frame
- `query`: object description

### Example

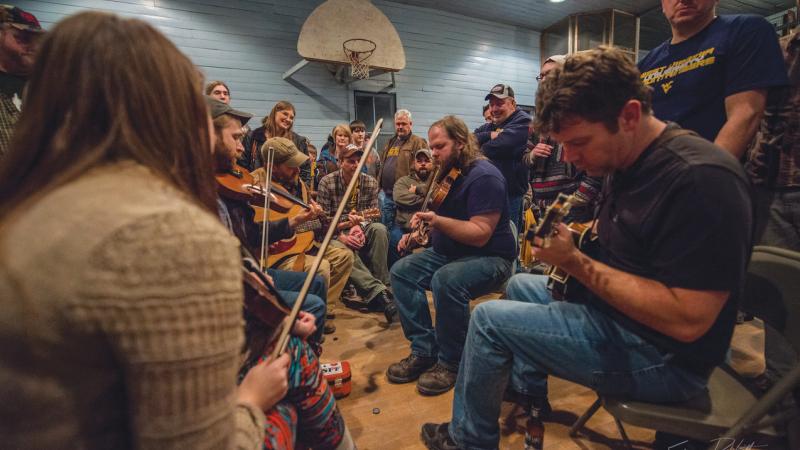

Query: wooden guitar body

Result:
[252,181,320,269]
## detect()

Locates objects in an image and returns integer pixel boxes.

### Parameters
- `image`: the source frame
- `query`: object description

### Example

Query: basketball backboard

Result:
[297,0,406,73]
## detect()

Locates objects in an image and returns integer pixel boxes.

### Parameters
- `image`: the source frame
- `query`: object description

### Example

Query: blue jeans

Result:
[507,194,523,236]
[387,224,407,269]
[449,274,709,449]
[754,186,800,250]
[390,247,512,369]
[268,268,327,346]
[380,191,396,230]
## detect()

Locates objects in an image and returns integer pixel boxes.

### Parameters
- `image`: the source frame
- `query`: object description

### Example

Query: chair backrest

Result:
[743,246,800,353]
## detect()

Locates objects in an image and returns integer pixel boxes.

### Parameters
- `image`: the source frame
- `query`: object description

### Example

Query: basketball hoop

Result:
[343,38,376,80]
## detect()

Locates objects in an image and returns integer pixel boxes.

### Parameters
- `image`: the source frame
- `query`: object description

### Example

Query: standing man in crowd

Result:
[0,5,43,160]
[388,148,434,267]
[378,109,427,230]
[525,55,602,222]
[421,47,752,450]
[482,104,492,124]
[638,0,787,158]
[205,80,231,104]
[388,116,515,396]
[474,84,531,232]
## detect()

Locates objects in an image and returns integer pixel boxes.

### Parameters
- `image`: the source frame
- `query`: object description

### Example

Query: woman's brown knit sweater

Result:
[0,162,265,449]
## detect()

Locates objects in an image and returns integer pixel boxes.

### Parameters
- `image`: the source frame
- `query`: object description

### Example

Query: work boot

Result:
[420,423,461,450]
[417,363,457,396]
[323,322,336,334]
[367,290,398,324]
[386,353,436,384]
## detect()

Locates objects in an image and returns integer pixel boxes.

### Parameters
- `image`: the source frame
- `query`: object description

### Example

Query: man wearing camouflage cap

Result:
[0,5,44,159]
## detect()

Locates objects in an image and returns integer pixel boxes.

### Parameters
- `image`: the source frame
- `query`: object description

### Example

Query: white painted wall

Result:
[18,0,540,147]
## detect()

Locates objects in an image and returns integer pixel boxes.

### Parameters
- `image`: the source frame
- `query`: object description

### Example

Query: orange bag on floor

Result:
[321,360,352,399]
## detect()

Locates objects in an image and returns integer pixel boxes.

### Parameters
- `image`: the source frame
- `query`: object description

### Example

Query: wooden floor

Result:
[322,294,656,449]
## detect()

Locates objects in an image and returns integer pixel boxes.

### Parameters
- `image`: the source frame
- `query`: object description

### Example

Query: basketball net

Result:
[343,38,376,80]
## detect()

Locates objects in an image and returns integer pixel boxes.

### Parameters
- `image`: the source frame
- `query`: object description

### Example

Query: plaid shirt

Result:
[0,94,20,161]
[316,170,379,229]
[747,30,800,189]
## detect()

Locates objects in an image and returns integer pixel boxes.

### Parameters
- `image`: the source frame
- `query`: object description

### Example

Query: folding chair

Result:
[569,246,800,449]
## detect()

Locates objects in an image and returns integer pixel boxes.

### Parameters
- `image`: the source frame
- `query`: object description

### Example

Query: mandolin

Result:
[526,193,599,302]
[545,221,598,301]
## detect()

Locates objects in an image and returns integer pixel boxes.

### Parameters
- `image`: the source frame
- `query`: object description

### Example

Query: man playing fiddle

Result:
[266,137,355,326]
[387,115,515,396]
[208,97,331,342]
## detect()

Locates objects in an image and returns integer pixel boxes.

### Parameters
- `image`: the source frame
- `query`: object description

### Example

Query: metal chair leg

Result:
[569,396,602,437]
[715,364,800,445]
[614,416,633,449]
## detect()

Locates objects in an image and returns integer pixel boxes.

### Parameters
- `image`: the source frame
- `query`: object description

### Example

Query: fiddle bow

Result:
[269,118,385,359]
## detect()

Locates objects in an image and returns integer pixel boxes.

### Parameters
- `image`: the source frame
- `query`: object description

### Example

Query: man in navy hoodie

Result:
[474,84,531,232]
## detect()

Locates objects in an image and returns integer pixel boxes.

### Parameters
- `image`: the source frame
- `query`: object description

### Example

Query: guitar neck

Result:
[296,218,322,233]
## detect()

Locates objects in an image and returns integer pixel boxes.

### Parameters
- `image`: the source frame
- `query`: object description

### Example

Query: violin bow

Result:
[259,147,276,272]
[419,167,440,214]
[270,118,384,359]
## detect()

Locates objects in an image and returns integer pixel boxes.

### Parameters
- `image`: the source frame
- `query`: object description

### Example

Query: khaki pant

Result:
[275,245,353,310]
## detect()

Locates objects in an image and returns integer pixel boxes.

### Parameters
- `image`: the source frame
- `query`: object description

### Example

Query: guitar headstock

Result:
[528,193,577,247]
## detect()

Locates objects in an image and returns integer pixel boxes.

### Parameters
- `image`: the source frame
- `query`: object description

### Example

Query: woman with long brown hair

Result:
[241,100,313,184]
[0,12,282,449]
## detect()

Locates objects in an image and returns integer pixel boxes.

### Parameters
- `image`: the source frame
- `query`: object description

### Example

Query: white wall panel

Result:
[18,0,540,146]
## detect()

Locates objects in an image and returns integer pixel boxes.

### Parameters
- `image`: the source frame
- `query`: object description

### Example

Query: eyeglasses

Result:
[535,73,546,82]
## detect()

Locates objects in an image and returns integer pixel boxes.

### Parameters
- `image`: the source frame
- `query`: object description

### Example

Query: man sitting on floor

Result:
[421,46,753,450]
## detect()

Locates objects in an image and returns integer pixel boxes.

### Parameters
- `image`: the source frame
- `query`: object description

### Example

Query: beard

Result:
[416,168,431,181]
[213,141,236,173]
[435,150,460,181]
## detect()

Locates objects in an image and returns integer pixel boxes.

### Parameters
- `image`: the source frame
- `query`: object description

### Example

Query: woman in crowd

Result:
[315,124,353,187]
[241,100,313,185]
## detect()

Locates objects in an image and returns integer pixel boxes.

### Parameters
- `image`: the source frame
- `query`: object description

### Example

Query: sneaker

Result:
[417,363,458,396]
[326,311,336,320]
[421,423,461,450]
[386,354,436,384]
[323,322,336,334]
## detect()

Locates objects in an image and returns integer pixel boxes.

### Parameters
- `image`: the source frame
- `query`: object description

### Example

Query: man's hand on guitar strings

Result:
[531,222,578,268]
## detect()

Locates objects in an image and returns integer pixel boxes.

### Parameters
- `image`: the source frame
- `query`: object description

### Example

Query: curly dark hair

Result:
[534,46,652,134]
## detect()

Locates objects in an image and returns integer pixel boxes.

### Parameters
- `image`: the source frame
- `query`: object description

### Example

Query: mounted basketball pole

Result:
[284,0,405,86]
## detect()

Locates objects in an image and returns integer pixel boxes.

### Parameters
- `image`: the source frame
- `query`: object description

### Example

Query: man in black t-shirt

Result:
[387,115,515,397]
[421,47,753,450]
[0,5,43,160]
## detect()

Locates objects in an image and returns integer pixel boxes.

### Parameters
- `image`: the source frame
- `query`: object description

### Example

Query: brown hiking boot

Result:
[386,354,436,384]
[417,363,457,396]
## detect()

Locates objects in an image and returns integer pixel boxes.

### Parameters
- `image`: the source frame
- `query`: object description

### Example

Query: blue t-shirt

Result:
[431,159,516,259]
[638,15,788,142]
